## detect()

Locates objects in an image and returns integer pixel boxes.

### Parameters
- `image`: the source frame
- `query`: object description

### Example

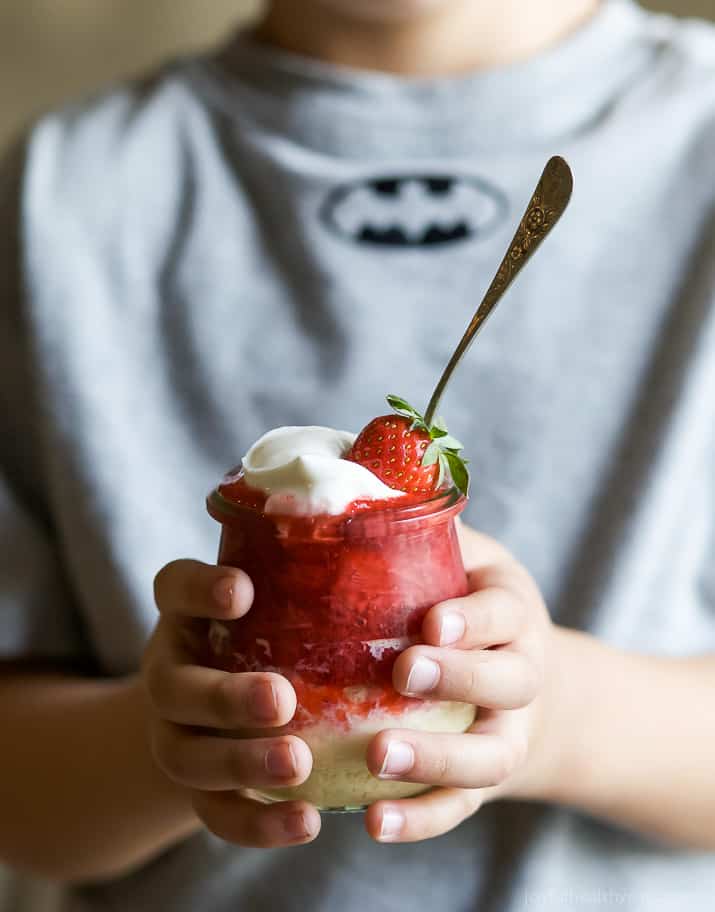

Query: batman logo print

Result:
[320,174,508,248]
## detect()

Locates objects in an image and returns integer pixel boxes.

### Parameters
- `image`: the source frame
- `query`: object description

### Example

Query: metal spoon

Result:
[424,156,574,425]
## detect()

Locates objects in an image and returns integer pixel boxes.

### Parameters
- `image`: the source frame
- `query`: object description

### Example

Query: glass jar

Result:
[204,484,475,812]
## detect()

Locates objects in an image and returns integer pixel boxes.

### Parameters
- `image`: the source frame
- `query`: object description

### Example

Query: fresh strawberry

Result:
[346,395,469,497]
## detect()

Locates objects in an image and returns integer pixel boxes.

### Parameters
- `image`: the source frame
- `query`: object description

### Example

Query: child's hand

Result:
[364,526,551,843]
[142,560,321,847]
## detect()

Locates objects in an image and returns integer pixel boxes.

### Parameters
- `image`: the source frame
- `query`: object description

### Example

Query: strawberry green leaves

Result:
[386,394,470,496]
[386,395,419,418]
[443,450,469,496]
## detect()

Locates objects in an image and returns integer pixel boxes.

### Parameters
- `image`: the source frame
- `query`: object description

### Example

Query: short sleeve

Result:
[0,138,88,664]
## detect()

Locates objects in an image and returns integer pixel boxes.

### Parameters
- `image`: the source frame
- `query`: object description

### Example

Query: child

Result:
[1,1,714,909]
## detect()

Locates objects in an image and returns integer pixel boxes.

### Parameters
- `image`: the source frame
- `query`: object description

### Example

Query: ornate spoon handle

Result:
[424,156,574,425]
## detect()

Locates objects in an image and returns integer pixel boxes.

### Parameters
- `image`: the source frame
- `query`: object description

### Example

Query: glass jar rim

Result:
[207,484,466,532]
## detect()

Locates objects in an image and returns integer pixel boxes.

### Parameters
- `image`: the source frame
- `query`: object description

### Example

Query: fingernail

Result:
[405,657,440,695]
[284,810,311,840]
[379,741,415,778]
[250,680,278,723]
[379,808,404,842]
[439,612,465,645]
[212,577,235,613]
[265,743,297,779]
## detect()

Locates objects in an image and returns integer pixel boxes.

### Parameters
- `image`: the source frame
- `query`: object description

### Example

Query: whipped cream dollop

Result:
[241,426,404,516]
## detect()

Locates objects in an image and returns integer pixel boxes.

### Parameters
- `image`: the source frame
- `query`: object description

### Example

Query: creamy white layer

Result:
[257,700,477,809]
[240,425,403,515]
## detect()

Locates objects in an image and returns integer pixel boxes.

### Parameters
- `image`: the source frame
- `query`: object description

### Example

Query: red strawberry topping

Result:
[346,395,469,497]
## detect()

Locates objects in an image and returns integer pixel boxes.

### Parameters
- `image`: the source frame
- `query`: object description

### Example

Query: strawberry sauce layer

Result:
[218,474,430,517]
[205,472,468,730]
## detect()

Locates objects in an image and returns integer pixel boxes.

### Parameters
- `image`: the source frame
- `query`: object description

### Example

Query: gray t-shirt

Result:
[2,0,715,909]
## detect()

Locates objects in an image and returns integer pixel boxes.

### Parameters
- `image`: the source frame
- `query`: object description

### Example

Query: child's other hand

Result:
[365,526,551,843]
[142,560,320,847]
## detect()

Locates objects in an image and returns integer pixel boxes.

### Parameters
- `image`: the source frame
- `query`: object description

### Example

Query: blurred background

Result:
[1,1,714,153]
[0,0,714,910]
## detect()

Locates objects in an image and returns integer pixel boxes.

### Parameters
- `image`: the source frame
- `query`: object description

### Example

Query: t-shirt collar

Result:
[195,0,651,157]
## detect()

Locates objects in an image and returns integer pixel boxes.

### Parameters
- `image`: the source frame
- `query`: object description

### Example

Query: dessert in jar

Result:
[205,397,474,811]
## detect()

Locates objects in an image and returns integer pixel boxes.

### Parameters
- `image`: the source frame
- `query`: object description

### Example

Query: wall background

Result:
[1,1,714,152]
